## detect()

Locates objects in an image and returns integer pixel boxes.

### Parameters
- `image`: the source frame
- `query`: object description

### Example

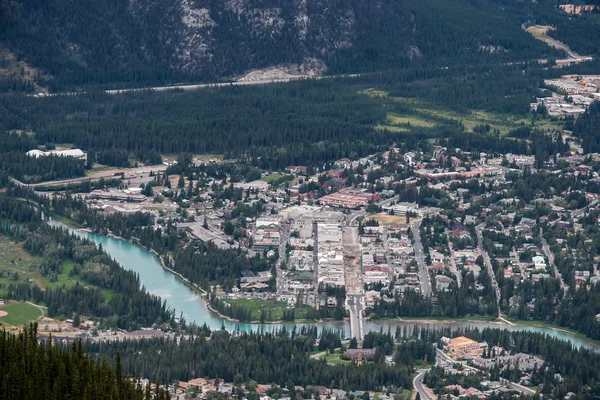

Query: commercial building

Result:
[253,218,280,251]
[319,190,380,209]
[446,336,487,359]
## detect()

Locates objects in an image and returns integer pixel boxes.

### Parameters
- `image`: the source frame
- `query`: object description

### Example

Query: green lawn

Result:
[223,298,310,321]
[320,351,352,365]
[260,173,295,186]
[50,214,84,229]
[0,302,44,326]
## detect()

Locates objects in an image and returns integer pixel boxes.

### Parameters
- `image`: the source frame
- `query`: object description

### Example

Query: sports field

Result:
[0,302,44,327]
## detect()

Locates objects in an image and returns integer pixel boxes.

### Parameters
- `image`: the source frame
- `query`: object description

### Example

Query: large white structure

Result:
[26,149,85,159]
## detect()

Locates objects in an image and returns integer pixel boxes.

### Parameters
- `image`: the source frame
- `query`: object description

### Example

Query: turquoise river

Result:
[59,223,599,351]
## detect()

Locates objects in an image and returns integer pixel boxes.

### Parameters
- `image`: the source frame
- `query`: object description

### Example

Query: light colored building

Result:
[26,148,85,159]
[447,336,486,359]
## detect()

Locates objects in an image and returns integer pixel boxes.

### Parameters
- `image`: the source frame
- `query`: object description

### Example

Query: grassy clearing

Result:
[224,298,309,321]
[0,236,114,303]
[361,88,564,135]
[369,213,409,226]
[260,173,295,186]
[0,302,44,326]
[387,113,436,128]
[320,351,352,365]
[374,125,409,133]
[526,25,553,40]
[0,237,40,296]
[51,214,84,229]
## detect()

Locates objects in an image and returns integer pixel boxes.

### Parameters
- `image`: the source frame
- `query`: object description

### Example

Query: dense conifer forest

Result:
[0,62,583,177]
[84,325,600,398]
[0,0,579,91]
[0,324,170,400]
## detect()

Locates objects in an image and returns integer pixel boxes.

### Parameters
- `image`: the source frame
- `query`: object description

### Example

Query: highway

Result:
[10,164,168,188]
[32,72,362,98]
[411,220,433,298]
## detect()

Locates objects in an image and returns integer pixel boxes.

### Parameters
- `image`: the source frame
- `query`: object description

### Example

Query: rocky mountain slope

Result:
[0,0,566,90]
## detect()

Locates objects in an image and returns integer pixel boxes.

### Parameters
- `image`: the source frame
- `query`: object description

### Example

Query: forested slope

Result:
[0,0,565,91]
[0,325,170,400]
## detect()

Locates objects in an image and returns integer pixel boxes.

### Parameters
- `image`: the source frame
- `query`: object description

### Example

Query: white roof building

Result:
[26,148,85,159]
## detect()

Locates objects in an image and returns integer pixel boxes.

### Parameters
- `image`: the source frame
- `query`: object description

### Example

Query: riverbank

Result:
[396,316,507,325]
[47,217,600,349]
[507,318,600,347]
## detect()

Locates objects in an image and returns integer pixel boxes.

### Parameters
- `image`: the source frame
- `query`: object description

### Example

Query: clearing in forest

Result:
[0,302,44,327]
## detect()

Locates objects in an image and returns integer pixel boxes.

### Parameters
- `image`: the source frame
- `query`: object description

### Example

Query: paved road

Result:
[11,165,168,188]
[411,220,433,298]
[33,73,362,98]
[476,223,501,316]
[345,195,400,227]
[539,228,567,293]
[277,221,290,294]
[413,369,434,400]
[507,382,538,397]
[347,294,365,341]
[313,221,319,293]
[447,241,462,288]
[435,348,540,397]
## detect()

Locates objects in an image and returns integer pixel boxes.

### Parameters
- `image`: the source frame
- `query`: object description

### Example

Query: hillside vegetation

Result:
[0,0,569,91]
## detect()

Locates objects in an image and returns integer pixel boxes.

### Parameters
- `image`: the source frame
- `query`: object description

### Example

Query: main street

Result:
[277,221,290,294]
[411,220,433,298]
[343,226,364,341]
[475,223,502,316]
[346,294,365,341]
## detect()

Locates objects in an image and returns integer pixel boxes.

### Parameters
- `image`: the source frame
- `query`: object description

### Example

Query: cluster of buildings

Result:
[431,336,548,399]
[319,190,380,209]
[253,218,280,251]
[531,75,600,116]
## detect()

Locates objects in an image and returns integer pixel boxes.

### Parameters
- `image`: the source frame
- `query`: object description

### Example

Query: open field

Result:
[369,213,409,226]
[0,302,44,327]
[0,237,40,296]
[386,113,436,128]
[362,88,564,135]
[320,351,352,365]
[260,173,295,186]
[223,298,309,321]
[0,236,115,301]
